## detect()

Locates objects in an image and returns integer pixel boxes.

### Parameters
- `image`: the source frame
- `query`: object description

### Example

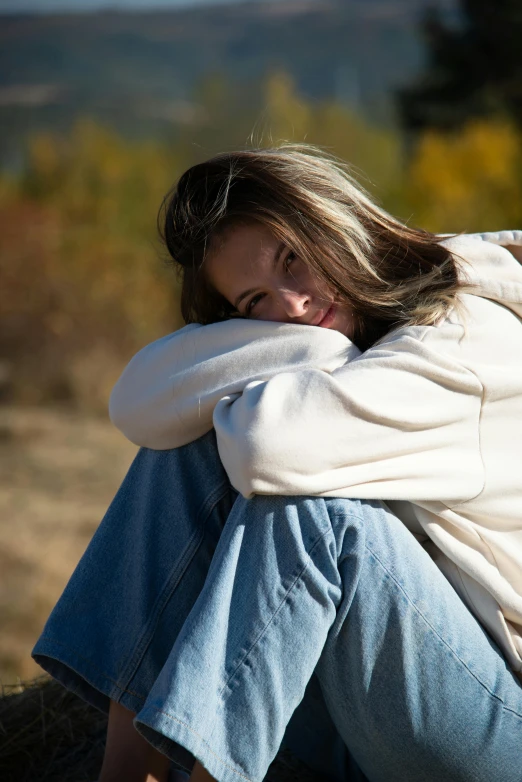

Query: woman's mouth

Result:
[316,302,336,328]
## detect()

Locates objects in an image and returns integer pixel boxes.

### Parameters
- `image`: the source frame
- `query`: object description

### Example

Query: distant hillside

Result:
[0,0,457,166]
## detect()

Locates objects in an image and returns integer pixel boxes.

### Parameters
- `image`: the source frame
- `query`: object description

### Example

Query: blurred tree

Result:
[397,0,522,133]
[404,120,522,232]
[0,122,184,410]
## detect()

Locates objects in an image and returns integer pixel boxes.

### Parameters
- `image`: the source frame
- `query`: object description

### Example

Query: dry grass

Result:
[0,406,137,684]
[0,677,107,781]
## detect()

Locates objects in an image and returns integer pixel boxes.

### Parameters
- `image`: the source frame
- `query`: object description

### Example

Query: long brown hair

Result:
[159,145,461,350]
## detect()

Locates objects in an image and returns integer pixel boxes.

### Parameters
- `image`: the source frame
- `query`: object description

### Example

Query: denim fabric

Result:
[33,432,522,782]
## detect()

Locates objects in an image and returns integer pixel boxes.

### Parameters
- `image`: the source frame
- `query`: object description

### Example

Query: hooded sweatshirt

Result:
[109,231,522,675]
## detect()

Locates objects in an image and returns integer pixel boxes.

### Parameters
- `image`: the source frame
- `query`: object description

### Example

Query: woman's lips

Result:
[316,302,336,328]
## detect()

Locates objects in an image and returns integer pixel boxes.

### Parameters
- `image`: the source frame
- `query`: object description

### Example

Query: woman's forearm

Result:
[109,318,355,450]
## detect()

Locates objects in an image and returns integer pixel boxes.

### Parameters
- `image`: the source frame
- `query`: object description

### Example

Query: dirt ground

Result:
[0,406,137,685]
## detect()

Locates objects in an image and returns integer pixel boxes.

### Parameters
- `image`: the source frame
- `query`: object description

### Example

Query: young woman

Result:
[34,146,522,782]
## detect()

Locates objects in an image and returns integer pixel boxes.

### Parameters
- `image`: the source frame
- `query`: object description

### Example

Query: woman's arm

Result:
[463,230,522,264]
[109,233,520,453]
[109,318,358,449]
[209,234,522,502]
[213,328,485,503]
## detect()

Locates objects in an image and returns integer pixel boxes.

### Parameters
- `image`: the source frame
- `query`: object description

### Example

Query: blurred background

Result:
[0,0,521,685]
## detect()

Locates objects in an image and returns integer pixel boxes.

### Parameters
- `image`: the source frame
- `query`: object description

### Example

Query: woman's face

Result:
[205,222,355,338]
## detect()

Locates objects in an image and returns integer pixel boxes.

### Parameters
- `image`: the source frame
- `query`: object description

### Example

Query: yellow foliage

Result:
[406,121,522,232]
[26,120,181,233]
[1,122,185,410]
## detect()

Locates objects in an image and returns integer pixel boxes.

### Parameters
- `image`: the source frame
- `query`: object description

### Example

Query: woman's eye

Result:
[284,251,296,271]
[246,293,264,315]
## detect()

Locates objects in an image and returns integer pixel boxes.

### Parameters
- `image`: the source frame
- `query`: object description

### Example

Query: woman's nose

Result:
[277,288,310,318]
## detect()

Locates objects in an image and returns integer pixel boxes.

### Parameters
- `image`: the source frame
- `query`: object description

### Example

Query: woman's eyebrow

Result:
[233,241,286,310]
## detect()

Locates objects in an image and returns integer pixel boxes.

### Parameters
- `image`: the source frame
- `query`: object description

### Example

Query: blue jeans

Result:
[33,432,522,782]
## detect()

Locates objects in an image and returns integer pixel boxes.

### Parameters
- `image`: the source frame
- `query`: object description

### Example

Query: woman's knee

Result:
[110,431,234,528]
[133,430,227,492]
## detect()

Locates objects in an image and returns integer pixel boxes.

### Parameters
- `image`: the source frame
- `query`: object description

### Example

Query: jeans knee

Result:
[230,495,339,563]
[134,430,227,489]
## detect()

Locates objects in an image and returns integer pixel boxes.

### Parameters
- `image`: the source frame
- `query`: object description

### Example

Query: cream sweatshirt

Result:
[109,231,522,675]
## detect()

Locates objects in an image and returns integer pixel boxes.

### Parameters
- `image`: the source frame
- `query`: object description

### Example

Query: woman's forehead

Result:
[211,222,278,262]
[206,223,281,296]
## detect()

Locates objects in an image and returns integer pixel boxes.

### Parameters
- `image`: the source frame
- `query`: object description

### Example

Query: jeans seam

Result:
[35,636,149,703]
[119,478,233,689]
[140,705,253,782]
[217,523,335,701]
[366,542,522,719]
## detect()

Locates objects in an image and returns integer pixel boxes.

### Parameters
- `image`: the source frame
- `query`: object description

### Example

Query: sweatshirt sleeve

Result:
[213,328,485,502]
[109,319,357,450]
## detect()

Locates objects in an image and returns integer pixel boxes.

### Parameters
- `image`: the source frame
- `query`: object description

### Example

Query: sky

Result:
[0,0,260,11]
